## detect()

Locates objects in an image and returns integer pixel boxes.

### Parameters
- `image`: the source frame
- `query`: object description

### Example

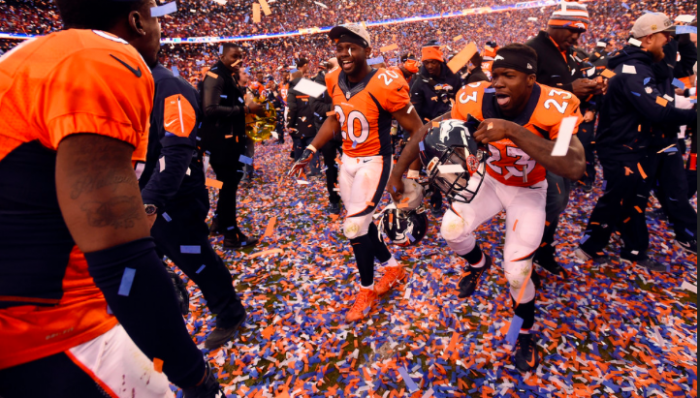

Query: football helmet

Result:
[418,117,488,203]
[379,204,429,246]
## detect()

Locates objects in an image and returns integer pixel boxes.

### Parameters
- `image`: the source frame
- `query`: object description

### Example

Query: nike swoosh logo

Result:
[527,351,536,367]
[110,54,142,78]
[164,120,177,127]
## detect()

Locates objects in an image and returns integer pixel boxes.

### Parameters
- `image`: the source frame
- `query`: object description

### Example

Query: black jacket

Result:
[286,77,317,138]
[596,45,697,161]
[310,71,333,131]
[466,67,489,84]
[200,60,247,165]
[410,63,462,121]
[140,64,206,210]
[526,31,583,95]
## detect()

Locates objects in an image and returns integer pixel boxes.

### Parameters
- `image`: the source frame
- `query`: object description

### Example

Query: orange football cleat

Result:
[345,288,377,323]
[374,265,406,296]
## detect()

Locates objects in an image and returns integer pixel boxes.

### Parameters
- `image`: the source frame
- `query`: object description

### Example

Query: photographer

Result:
[409,40,462,216]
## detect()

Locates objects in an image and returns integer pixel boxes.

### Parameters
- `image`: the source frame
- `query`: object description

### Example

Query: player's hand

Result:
[583,109,596,123]
[571,78,598,97]
[182,363,224,398]
[288,147,316,178]
[675,87,686,96]
[474,119,515,144]
[247,101,264,116]
[387,174,405,202]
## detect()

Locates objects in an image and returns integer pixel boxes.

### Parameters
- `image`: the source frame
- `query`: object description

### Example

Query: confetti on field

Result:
[165,139,699,398]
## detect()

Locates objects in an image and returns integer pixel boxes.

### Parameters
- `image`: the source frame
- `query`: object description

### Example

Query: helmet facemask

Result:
[426,145,487,203]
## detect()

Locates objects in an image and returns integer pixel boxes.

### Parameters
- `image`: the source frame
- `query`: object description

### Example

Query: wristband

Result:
[307,144,317,153]
[407,169,420,179]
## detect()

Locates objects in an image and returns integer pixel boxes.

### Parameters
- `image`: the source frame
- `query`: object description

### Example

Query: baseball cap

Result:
[329,23,371,47]
[630,12,675,38]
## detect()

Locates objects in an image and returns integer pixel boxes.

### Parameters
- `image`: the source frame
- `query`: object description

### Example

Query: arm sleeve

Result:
[202,73,243,119]
[625,67,697,126]
[141,79,197,208]
[42,49,153,153]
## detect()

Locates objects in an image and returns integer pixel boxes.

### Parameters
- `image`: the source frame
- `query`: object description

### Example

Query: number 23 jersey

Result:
[326,67,410,158]
[452,81,582,187]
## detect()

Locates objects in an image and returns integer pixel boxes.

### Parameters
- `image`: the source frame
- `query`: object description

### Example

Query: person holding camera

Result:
[409,40,462,216]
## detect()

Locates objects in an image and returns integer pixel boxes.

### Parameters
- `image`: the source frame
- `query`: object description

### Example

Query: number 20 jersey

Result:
[451,81,583,187]
[326,67,410,158]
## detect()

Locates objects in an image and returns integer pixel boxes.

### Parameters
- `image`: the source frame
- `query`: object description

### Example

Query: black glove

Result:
[288,147,316,178]
[165,264,189,316]
[183,363,224,398]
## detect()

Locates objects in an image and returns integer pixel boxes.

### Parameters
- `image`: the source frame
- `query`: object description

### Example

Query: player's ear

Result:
[128,7,148,37]
[526,74,536,88]
[365,46,373,59]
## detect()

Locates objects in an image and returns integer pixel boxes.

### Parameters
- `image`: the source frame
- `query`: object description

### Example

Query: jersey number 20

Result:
[335,105,369,144]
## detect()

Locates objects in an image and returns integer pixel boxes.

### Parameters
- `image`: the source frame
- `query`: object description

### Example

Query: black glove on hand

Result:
[288,147,316,178]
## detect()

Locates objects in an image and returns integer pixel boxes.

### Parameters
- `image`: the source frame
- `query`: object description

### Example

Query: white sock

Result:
[471,254,486,269]
[361,283,374,291]
[381,257,399,268]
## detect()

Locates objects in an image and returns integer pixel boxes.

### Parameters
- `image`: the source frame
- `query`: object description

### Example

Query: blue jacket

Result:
[140,64,206,210]
[596,46,697,161]
[410,63,462,122]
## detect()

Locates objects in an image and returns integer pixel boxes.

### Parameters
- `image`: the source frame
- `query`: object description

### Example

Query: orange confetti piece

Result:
[655,96,668,107]
[447,42,477,73]
[206,71,219,79]
[637,162,647,179]
[206,178,223,189]
[453,35,463,41]
[263,216,277,238]
[261,324,275,340]
[634,206,642,213]
[624,167,634,176]
[259,0,272,15]
[432,121,440,128]
[326,111,336,117]
[513,219,518,232]
[249,248,284,259]
[601,69,616,79]
[252,3,261,23]
[153,358,163,373]
[379,44,398,52]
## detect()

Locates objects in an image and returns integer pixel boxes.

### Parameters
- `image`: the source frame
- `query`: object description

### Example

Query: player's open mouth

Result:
[495,93,511,107]
[340,60,353,70]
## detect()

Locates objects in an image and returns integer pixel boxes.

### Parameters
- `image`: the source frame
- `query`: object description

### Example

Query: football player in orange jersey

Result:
[389,44,585,372]
[289,24,424,323]
[0,1,222,397]
[388,53,420,86]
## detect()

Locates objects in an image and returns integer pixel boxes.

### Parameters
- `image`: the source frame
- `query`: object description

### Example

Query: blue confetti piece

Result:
[406,231,415,243]
[180,245,201,254]
[672,78,686,89]
[691,99,697,104]
[677,25,698,35]
[685,228,695,238]
[171,66,179,77]
[244,15,250,23]
[664,147,679,153]
[162,212,172,222]
[196,265,206,274]
[631,91,641,97]
[239,155,253,165]
[484,88,496,93]
[398,367,419,392]
[106,305,112,315]
[352,140,358,149]
[580,234,590,244]
[643,77,651,85]
[621,2,630,9]
[419,141,425,152]
[602,180,607,190]
[505,315,524,346]
[150,1,177,17]
[118,267,136,296]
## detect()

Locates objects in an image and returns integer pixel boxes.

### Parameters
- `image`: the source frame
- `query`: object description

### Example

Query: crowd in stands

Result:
[0,0,696,86]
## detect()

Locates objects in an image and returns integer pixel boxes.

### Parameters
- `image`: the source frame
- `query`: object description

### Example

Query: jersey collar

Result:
[482,83,542,126]
[338,68,378,100]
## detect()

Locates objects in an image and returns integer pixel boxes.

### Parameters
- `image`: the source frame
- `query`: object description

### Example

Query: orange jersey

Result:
[388,66,411,88]
[249,80,264,97]
[326,68,410,157]
[451,81,582,187]
[280,83,289,104]
[0,29,153,369]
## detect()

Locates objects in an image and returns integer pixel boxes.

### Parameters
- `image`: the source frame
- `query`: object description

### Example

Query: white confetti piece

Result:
[680,281,697,294]
[628,38,642,47]
[292,78,327,98]
[437,164,465,174]
[551,116,578,156]
[622,65,637,74]
[159,156,166,172]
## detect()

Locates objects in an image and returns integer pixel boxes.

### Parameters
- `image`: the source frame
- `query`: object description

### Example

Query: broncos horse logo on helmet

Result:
[419,117,488,203]
[378,178,428,246]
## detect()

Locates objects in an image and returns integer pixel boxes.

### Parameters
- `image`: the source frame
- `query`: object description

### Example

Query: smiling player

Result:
[289,24,424,322]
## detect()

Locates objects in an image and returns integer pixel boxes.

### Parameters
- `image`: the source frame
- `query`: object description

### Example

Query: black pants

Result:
[211,161,243,233]
[320,138,342,204]
[578,120,597,186]
[536,171,571,260]
[0,352,111,398]
[580,156,653,261]
[153,189,245,328]
[650,145,697,242]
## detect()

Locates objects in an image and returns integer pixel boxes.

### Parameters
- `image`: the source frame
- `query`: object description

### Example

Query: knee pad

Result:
[343,217,370,239]
[504,261,536,304]
[440,214,465,242]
